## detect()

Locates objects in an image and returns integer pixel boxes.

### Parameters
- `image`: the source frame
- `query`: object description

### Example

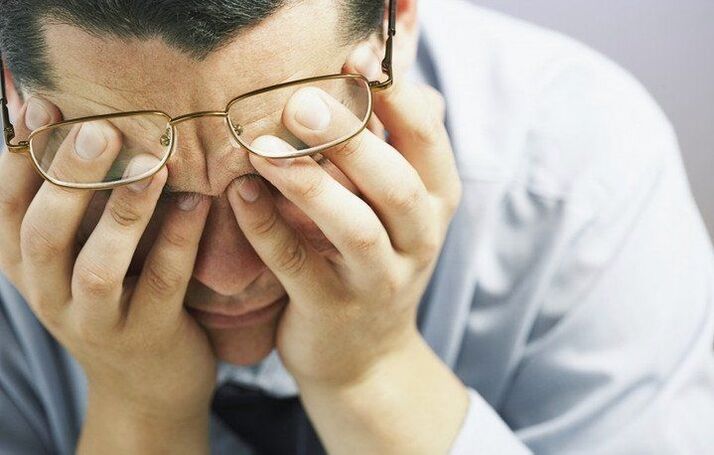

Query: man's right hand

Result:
[0,96,216,451]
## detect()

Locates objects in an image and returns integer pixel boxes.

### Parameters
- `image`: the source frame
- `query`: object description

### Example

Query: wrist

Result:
[79,387,211,455]
[296,328,422,393]
[293,325,423,392]
[296,333,470,455]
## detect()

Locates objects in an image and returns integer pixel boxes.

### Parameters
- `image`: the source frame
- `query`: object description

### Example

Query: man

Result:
[0,0,713,453]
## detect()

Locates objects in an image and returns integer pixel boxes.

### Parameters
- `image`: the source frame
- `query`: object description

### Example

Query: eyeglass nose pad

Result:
[228,123,245,150]
[160,129,172,147]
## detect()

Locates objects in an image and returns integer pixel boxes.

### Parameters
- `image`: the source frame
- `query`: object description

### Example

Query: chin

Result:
[206,321,279,366]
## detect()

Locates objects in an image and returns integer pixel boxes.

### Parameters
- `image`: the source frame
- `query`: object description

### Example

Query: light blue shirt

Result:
[2,1,713,453]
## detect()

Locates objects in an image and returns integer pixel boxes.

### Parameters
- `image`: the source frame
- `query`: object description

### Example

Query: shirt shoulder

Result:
[420,0,678,206]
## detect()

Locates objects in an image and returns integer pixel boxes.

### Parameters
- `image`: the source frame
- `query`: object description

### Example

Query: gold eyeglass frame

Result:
[0,0,397,190]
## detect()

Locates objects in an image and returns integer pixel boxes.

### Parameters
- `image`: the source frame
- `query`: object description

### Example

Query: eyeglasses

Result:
[0,0,397,190]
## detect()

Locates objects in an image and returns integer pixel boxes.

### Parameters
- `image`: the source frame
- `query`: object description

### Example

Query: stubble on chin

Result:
[206,319,280,366]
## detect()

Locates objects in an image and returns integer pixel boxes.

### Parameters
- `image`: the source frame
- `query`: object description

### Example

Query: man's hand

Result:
[0,97,215,453]
[228,45,468,454]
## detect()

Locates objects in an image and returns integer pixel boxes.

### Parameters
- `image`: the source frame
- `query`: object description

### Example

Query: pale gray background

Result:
[474,0,714,237]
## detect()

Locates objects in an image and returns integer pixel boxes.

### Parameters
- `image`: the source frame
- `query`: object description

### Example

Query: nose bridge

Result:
[165,110,253,195]
[169,110,228,126]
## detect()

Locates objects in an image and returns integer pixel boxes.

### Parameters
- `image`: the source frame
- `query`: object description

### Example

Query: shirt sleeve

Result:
[449,388,532,455]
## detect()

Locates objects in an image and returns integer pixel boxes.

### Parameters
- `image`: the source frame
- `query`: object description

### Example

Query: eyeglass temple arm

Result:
[369,0,397,92]
[0,57,27,153]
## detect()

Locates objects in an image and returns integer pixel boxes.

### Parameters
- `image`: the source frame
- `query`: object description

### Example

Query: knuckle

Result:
[380,272,403,300]
[250,208,281,237]
[74,262,118,297]
[408,121,439,147]
[160,227,192,251]
[330,133,366,160]
[292,172,326,202]
[346,227,382,254]
[272,236,309,277]
[142,261,184,298]
[414,229,442,265]
[108,195,144,228]
[20,220,63,262]
[385,183,424,215]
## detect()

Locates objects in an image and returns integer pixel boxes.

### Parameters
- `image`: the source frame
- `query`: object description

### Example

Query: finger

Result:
[279,85,434,256]
[0,97,62,272]
[130,191,210,328]
[21,119,123,305]
[72,156,167,326]
[38,119,123,185]
[227,163,340,299]
[245,136,393,274]
[366,112,387,141]
[346,44,460,200]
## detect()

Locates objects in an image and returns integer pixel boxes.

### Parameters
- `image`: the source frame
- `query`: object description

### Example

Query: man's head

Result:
[0,0,419,365]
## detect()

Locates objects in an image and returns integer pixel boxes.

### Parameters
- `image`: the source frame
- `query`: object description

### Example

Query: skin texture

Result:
[0,0,470,453]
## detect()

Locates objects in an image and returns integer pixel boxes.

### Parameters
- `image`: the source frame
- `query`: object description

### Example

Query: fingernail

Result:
[128,176,152,193]
[294,89,331,131]
[236,177,262,203]
[176,192,203,211]
[75,122,107,160]
[251,136,296,163]
[26,98,52,130]
[355,48,382,81]
[124,155,159,192]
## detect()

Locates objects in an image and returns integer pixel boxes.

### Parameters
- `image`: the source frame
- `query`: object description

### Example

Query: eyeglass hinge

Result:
[3,124,17,146]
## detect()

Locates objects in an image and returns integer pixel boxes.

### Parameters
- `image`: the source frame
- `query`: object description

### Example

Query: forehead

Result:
[38,0,347,117]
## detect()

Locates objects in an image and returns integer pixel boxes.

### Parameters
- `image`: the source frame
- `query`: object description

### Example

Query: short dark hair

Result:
[0,0,384,90]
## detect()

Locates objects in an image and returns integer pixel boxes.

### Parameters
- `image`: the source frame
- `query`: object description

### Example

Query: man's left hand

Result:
[227,46,462,389]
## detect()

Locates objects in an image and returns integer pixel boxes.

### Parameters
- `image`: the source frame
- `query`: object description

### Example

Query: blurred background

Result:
[474,0,714,238]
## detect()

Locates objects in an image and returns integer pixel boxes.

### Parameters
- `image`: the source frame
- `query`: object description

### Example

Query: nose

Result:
[167,115,253,196]
[192,194,267,296]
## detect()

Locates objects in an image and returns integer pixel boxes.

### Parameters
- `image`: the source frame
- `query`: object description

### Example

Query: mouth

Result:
[187,295,288,329]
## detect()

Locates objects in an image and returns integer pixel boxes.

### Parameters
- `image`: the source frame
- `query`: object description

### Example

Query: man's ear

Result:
[388,0,419,79]
[3,65,23,121]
